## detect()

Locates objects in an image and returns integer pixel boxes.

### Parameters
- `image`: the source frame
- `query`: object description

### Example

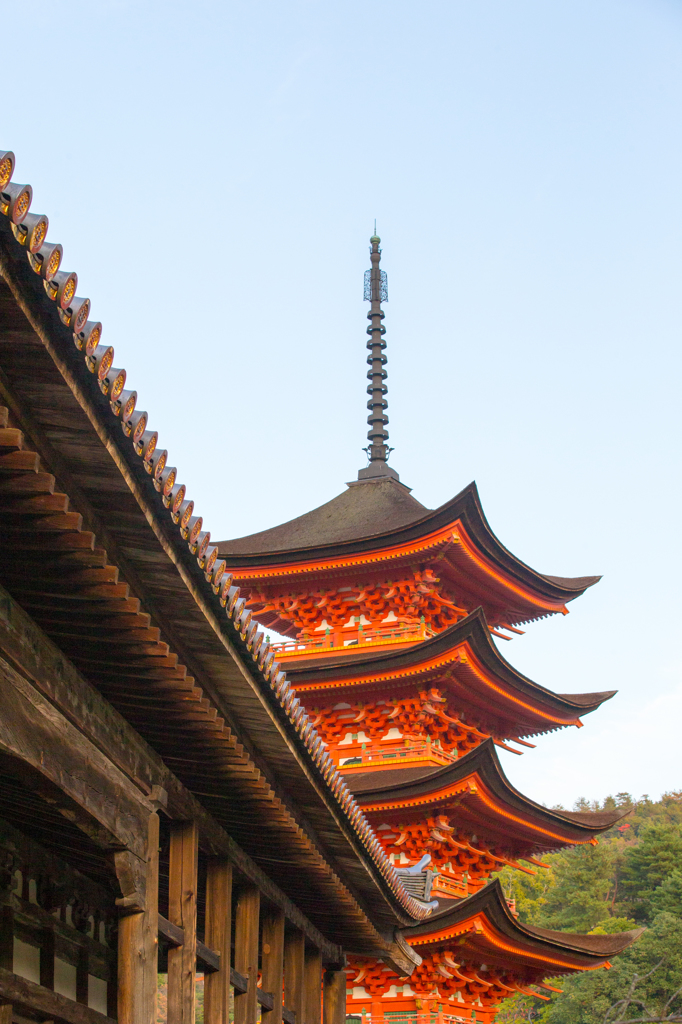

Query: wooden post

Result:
[118,811,160,1024]
[323,969,347,1024]
[233,886,260,1024]
[76,947,89,1005]
[167,820,199,1024]
[284,930,305,1024]
[204,859,233,1024]
[303,948,322,1024]
[0,1003,11,1024]
[0,907,12,972]
[371,998,385,1024]
[40,928,55,990]
[261,911,285,1024]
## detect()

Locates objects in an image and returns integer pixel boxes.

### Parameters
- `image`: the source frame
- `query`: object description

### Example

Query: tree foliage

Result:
[493,792,682,1023]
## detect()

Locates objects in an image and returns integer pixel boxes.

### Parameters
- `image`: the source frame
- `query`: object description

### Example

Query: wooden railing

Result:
[340,739,457,772]
[271,621,433,658]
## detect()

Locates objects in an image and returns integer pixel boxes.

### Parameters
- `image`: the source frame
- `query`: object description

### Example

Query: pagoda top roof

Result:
[287,608,616,738]
[405,879,642,972]
[218,477,598,603]
[345,739,628,853]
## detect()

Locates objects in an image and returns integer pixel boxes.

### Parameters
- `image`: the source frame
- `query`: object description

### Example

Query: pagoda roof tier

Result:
[405,879,642,976]
[218,479,599,627]
[346,739,628,856]
[287,609,616,739]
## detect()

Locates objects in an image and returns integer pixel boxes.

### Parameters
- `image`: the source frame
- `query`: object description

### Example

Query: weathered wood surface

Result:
[323,971,348,1024]
[303,948,322,1024]
[0,650,153,860]
[117,811,159,1024]
[168,822,199,1024]
[261,911,285,1024]
[233,887,260,1024]
[0,966,116,1024]
[284,930,305,1024]
[0,582,342,960]
[204,859,232,1023]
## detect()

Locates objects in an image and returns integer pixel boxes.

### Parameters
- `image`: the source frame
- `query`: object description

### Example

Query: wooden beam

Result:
[168,821,199,1024]
[0,652,153,860]
[233,886,260,1024]
[204,859,232,1024]
[117,811,160,1024]
[0,966,115,1024]
[261,911,285,1024]
[303,948,322,1024]
[323,971,347,1024]
[284,930,305,1024]
[0,582,343,963]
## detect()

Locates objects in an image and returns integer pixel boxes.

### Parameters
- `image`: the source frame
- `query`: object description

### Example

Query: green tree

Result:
[619,824,682,922]
[536,843,615,933]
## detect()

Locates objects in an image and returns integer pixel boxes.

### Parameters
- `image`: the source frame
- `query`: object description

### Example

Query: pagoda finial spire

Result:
[358,230,399,482]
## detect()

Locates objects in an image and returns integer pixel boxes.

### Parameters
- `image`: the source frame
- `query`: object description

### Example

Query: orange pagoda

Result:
[217,235,639,1023]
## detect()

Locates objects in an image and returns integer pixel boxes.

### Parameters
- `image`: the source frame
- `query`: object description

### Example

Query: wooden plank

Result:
[0,966,116,1024]
[323,970,347,1024]
[167,821,199,1024]
[303,948,322,1024]
[283,1008,296,1024]
[230,968,248,994]
[117,811,159,1024]
[204,859,232,1024]
[284,931,305,1024]
[258,990,274,1011]
[261,911,285,1024]
[233,887,260,1024]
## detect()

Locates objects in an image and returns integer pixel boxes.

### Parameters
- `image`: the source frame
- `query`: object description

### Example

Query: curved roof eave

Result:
[406,879,643,961]
[347,738,630,843]
[287,608,617,723]
[218,480,600,605]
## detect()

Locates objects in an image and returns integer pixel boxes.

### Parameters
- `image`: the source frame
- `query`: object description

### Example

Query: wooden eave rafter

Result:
[349,740,628,854]
[287,609,616,739]
[0,165,432,946]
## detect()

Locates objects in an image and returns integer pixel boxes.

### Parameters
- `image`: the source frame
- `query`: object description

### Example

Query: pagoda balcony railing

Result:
[269,621,434,660]
[349,1012,473,1024]
[431,873,468,901]
[339,738,456,773]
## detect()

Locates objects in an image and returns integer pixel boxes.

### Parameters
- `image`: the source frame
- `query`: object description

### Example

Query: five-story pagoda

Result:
[218,235,639,1023]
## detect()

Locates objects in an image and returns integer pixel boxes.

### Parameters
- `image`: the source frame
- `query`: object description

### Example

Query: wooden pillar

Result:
[233,886,260,1024]
[40,928,55,990]
[303,948,322,1024]
[261,911,285,1024]
[323,969,347,1024]
[0,1004,11,1024]
[0,907,13,971]
[168,821,199,1024]
[76,948,89,1005]
[284,930,305,1024]
[371,998,384,1024]
[204,859,233,1024]
[117,811,160,1024]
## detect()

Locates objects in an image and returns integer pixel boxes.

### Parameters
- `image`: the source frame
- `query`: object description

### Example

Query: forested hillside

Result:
[494,791,682,1023]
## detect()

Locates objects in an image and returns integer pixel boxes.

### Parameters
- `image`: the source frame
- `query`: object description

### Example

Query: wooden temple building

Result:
[0,153,444,1024]
[215,235,642,1022]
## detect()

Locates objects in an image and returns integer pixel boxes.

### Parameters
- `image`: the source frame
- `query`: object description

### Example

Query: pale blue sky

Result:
[5,0,682,807]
